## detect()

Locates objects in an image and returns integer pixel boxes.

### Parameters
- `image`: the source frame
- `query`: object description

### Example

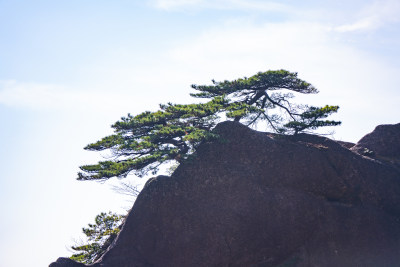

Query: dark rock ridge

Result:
[351,123,400,168]
[50,122,400,267]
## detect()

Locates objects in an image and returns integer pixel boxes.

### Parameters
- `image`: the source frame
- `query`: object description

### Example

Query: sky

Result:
[1,0,399,266]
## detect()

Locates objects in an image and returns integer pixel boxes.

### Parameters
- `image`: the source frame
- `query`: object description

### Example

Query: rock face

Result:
[51,122,400,267]
[351,123,400,167]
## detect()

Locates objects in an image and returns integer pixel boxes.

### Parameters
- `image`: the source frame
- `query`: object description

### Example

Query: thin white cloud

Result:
[151,0,290,12]
[0,72,200,114]
[167,22,335,77]
[152,0,400,34]
[334,16,377,32]
[153,0,202,10]
[334,0,400,32]
[0,80,136,112]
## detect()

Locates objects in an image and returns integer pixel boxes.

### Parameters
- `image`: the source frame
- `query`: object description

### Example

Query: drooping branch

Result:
[78,98,225,181]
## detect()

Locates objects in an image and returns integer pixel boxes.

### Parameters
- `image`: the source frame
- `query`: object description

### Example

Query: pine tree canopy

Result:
[283,105,341,134]
[191,69,318,99]
[78,97,226,181]
[78,69,341,181]
[191,69,340,133]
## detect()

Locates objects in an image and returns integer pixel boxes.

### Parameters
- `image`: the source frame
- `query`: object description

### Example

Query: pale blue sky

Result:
[1,1,400,266]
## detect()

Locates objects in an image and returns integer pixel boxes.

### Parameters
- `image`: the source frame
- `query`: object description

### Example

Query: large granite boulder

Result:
[51,122,400,267]
[351,123,400,166]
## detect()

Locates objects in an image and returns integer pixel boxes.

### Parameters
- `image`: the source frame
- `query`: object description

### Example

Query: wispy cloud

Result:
[334,17,377,33]
[152,0,202,10]
[0,80,137,112]
[0,71,201,114]
[334,0,400,32]
[152,0,400,33]
[151,0,290,12]
[167,22,335,77]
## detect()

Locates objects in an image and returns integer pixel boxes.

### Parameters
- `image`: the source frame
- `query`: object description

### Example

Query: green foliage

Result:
[78,97,227,181]
[191,69,339,133]
[70,212,125,264]
[191,69,317,99]
[281,105,342,134]
[79,69,340,181]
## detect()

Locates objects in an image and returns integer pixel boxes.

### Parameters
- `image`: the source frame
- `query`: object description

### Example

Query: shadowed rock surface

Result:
[351,123,400,168]
[50,122,400,267]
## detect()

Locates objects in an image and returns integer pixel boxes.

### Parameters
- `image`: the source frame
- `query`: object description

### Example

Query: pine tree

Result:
[191,69,340,133]
[78,70,340,181]
[282,105,341,134]
[70,212,125,264]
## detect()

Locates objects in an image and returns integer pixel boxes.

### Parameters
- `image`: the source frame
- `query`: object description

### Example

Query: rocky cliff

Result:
[50,122,400,267]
